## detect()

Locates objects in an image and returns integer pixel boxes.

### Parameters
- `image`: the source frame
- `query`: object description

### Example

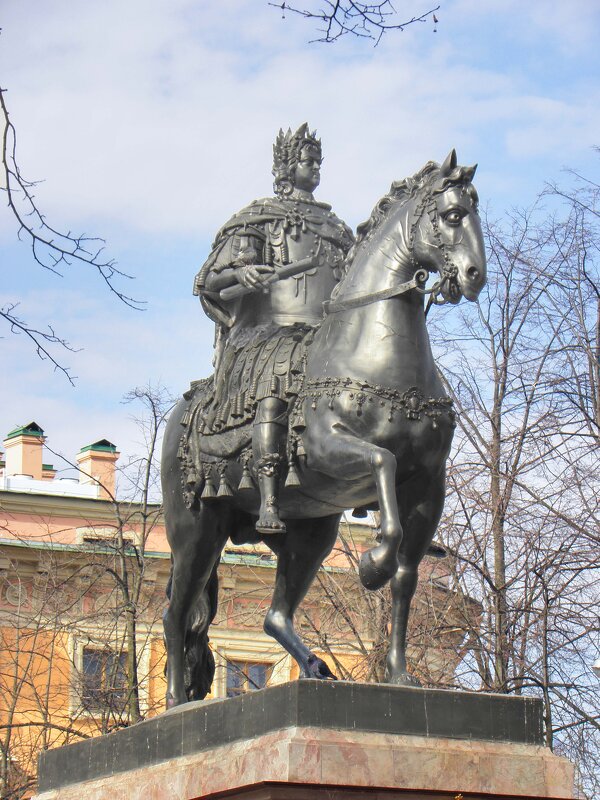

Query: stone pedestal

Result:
[34,681,574,800]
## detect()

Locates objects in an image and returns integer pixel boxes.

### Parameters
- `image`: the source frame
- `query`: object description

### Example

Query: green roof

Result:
[0,540,346,573]
[6,422,45,440]
[42,464,55,471]
[79,439,117,454]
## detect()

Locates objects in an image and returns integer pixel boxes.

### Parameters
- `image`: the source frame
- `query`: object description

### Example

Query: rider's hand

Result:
[236,264,275,291]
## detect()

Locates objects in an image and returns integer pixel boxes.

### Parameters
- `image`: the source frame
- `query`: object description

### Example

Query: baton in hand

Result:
[219,243,323,301]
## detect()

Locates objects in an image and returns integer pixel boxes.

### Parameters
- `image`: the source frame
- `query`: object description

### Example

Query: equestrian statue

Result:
[162,124,487,707]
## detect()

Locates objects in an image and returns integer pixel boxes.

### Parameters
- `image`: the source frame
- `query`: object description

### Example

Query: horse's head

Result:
[410,149,486,304]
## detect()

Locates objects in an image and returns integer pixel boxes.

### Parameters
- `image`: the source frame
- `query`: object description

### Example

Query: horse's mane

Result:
[343,159,477,275]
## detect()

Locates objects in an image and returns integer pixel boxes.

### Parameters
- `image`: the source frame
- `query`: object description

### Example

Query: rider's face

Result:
[293,150,321,193]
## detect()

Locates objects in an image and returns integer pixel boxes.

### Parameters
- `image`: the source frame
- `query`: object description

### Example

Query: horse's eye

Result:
[444,209,465,226]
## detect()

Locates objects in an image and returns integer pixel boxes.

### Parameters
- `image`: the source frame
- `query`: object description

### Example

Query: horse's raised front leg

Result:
[386,468,446,686]
[307,431,402,590]
[264,515,340,679]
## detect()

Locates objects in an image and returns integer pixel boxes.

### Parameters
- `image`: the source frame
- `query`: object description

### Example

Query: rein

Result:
[323,269,429,314]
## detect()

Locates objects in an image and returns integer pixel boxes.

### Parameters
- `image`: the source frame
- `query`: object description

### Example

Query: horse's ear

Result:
[440,149,457,176]
[463,164,477,182]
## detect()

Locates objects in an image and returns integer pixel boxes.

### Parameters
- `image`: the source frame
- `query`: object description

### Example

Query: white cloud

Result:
[1,0,597,241]
[453,0,600,51]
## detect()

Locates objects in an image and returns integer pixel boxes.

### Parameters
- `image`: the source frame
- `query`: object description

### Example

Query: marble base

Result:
[34,683,573,800]
[34,725,573,800]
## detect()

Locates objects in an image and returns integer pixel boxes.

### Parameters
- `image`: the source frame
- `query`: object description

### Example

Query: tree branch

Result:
[270,1,440,44]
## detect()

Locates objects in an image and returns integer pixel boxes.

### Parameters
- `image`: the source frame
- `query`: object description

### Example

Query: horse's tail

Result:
[165,557,220,701]
[185,560,219,700]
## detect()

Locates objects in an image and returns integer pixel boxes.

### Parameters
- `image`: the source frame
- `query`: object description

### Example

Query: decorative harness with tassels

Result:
[324,188,461,317]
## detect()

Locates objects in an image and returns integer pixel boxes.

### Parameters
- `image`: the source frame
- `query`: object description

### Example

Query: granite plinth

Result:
[34,682,574,800]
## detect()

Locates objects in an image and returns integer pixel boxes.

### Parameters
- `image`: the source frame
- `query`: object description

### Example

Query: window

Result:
[226,660,271,697]
[81,647,128,714]
[76,526,136,548]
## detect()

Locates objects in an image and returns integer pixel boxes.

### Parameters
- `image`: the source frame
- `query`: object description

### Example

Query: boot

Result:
[255,451,286,534]
[253,397,287,535]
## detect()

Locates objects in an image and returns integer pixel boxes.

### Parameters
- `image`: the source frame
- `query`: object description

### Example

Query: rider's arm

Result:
[201,235,244,292]
[204,266,238,292]
[203,233,274,294]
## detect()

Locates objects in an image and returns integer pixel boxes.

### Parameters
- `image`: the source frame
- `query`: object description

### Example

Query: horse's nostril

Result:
[467,266,479,281]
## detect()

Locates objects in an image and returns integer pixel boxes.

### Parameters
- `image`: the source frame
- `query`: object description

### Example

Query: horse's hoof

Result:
[359,545,398,591]
[304,655,337,681]
[166,692,185,709]
[387,672,422,688]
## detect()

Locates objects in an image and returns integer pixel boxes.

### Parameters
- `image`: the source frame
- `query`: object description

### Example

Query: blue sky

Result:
[1,0,599,475]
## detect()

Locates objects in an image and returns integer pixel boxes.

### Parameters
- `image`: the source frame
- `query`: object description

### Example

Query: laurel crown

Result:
[272,123,321,196]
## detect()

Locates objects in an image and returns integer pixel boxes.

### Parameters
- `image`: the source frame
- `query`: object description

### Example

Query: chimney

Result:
[3,422,45,480]
[42,463,57,481]
[77,439,119,500]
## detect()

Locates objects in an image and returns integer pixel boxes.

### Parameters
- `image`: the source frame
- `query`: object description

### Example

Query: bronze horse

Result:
[162,150,486,706]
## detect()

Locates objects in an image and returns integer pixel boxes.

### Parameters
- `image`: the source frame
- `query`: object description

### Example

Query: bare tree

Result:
[0,385,174,795]
[429,169,600,796]
[270,1,440,44]
[0,527,170,797]
[0,79,143,383]
[0,550,93,798]
[64,385,174,725]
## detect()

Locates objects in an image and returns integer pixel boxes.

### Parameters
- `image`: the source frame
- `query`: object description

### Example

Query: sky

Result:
[1,0,599,477]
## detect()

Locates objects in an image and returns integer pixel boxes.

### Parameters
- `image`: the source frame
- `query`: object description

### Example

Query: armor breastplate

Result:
[231,259,339,330]
[231,200,348,331]
[269,233,340,325]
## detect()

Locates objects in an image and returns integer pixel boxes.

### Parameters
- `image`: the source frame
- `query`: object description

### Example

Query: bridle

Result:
[408,190,462,314]
[324,185,463,317]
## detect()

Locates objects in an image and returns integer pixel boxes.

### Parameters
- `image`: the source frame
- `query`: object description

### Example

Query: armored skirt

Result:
[195,322,313,437]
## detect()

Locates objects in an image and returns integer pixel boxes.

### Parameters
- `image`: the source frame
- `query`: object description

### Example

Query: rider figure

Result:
[194,124,354,534]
